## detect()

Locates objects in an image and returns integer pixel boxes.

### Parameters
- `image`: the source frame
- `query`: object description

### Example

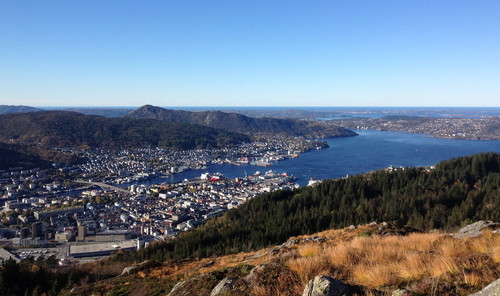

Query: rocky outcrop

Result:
[392,289,412,296]
[210,277,236,296]
[454,221,499,239]
[469,278,500,296]
[121,260,162,275]
[120,265,139,275]
[167,280,186,296]
[302,275,351,296]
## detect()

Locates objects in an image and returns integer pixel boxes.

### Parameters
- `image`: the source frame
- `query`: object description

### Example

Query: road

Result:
[75,180,132,195]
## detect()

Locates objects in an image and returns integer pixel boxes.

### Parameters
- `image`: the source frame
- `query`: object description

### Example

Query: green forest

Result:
[0,111,250,150]
[134,152,499,262]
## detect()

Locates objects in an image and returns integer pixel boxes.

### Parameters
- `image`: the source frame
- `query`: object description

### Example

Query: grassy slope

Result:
[67,223,499,296]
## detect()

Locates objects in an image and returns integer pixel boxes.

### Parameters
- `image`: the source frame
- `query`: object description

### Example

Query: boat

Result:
[250,161,271,167]
[236,158,249,164]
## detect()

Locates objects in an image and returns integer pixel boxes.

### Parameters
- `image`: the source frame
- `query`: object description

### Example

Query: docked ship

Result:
[236,158,249,164]
[250,159,271,166]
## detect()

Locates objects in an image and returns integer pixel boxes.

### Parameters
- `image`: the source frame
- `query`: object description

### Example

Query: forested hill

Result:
[0,143,51,170]
[0,104,42,115]
[0,111,250,150]
[133,152,499,262]
[125,105,357,138]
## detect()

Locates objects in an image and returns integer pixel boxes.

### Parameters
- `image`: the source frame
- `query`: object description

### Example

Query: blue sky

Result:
[1,1,499,107]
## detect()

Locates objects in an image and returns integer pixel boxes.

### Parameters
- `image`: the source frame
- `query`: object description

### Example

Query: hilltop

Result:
[0,111,250,150]
[125,105,357,138]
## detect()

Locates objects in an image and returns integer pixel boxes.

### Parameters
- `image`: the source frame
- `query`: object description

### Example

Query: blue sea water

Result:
[139,130,500,187]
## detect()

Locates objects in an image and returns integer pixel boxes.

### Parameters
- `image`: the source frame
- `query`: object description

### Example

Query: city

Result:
[0,135,326,263]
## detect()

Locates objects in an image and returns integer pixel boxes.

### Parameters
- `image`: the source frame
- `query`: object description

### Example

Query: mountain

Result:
[125,105,357,138]
[0,105,43,115]
[0,111,250,150]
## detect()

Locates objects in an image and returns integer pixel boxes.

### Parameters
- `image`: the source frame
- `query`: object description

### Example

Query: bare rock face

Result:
[210,277,236,296]
[167,281,186,296]
[302,275,351,296]
[392,289,412,296]
[469,278,500,296]
[453,221,499,239]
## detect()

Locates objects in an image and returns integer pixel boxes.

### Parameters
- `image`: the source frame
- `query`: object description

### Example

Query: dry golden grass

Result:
[297,243,322,258]
[352,263,400,288]
[427,255,459,278]
[286,231,499,292]
[287,255,329,289]
[492,246,500,263]
[395,252,428,280]
[463,271,483,288]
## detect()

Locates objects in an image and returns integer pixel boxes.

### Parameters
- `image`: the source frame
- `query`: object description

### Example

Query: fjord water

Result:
[146,130,500,187]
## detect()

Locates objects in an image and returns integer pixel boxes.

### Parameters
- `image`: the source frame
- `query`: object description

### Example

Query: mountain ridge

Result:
[0,111,250,150]
[0,105,43,115]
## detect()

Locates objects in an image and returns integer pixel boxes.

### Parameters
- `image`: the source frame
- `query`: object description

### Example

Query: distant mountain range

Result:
[0,111,250,150]
[125,105,357,138]
[0,105,133,117]
[0,105,43,115]
[61,108,133,117]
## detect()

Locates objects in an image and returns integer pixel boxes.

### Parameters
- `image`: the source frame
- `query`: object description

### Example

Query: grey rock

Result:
[269,247,280,255]
[348,225,356,230]
[309,236,326,242]
[210,277,236,296]
[469,278,500,296]
[120,260,157,275]
[121,265,139,275]
[283,239,300,247]
[454,221,499,239]
[244,263,279,283]
[302,275,351,296]
[167,280,186,296]
[203,260,215,267]
[392,289,412,296]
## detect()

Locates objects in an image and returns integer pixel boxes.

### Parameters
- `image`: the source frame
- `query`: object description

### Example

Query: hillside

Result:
[0,142,82,170]
[0,111,250,150]
[94,222,500,296]
[125,105,357,138]
[0,143,52,170]
[0,105,43,115]
[131,153,499,262]
[2,222,497,296]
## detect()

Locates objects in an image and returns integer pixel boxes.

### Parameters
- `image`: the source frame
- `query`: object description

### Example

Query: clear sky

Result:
[1,1,499,107]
